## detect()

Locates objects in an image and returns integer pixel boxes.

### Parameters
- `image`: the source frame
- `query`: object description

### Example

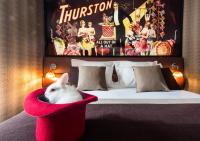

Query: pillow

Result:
[71,59,116,88]
[77,66,107,91]
[114,61,159,67]
[113,61,160,88]
[161,68,181,90]
[134,65,170,92]
[69,66,118,88]
[71,59,112,67]
[68,67,79,86]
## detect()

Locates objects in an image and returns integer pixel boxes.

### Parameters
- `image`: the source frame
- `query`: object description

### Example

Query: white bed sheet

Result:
[84,88,200,104]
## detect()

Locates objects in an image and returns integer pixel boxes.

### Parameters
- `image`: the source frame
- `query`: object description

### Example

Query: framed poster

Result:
[45,0,183,56]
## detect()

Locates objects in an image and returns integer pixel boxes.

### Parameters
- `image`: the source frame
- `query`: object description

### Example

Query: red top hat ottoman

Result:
[24,88,97,141]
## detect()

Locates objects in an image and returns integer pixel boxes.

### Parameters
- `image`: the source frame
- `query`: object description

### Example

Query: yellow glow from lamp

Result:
[173,71,184,87]
[45,72,56,79]
[45,64,58,81]
[173,71,183,78]
[171,63,184,87]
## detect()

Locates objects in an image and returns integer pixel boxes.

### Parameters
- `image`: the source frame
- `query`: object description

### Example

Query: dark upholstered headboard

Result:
[43,57,184,75]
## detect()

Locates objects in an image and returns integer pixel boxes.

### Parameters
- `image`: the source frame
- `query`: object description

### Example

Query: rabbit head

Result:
[44,73,83,104]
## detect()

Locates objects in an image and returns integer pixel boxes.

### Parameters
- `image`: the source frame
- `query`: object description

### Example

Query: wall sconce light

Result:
[45,63,57,81]
[171,63,185,88]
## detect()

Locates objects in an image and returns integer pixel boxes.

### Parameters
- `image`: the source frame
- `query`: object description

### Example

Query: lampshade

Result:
[45,72,55,79]
[173,71,184,87]
[45,63,57,81]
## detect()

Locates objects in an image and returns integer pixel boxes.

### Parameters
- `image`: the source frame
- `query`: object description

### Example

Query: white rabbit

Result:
[44,73,83,104]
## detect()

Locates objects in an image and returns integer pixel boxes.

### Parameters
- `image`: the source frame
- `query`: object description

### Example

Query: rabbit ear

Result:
[57,73,69,88]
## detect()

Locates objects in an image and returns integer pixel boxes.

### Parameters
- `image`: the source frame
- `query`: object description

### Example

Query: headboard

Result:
[43,57,184,75]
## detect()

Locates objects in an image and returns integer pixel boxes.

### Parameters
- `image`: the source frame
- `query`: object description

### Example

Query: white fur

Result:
[45,73,83,104]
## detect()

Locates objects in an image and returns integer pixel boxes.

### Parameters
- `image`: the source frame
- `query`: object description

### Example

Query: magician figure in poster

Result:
[112,2,133,55]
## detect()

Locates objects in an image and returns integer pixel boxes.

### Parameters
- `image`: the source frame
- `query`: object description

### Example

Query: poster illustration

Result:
[45,0,183,56]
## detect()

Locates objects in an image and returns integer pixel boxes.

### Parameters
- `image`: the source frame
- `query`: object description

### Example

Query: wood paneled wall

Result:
[183,0,200,94]
[0,0,44,122]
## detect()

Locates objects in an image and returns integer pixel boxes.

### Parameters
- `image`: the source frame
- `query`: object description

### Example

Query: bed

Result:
[1,88,200,141]
[1,57,200,141]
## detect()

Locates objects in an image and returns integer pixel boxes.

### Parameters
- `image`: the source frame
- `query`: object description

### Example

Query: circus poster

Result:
[45,0,183,56]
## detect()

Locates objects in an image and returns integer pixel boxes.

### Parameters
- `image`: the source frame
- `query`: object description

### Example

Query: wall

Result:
[0,0,44,122]
[183,0,200,94]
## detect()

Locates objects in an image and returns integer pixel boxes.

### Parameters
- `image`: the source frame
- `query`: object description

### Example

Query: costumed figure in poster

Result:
[87,22,96,55]
[148,24,157,41]
[125,25,137,56]
[78,20,93,56]
[53,37,66,55]
[64,22,81,56]
[87,22,96,41]
[132,11,142,40]
[136,14,151,55]
[126,25,135,45]
[135,37,150,56]
[112,2,133,55]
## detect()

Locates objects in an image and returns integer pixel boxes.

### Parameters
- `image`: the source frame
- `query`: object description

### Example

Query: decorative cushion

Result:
[134,65,170,92]
[68,66,118,87]
[113,61,160,88]
[71,59,115,88]
[77,66,107,91]
[68,67,79,86]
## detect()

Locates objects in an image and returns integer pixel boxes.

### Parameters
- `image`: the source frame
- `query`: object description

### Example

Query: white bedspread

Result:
[84,88,200,104]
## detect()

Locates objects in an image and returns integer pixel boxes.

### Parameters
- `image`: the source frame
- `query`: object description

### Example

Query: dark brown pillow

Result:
[68,67,79,86]
[134,65,170,92]
[161,68,181,90]
[77,66,107,91]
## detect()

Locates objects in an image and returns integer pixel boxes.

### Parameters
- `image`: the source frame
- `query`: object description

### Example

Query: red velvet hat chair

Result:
[24,88,97,141]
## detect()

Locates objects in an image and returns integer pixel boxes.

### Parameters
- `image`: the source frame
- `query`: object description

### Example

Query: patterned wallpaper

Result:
[183,0,200,94]
[0,0,44,122]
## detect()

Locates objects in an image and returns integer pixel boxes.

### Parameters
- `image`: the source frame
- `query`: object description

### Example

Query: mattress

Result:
[84,88,200,104]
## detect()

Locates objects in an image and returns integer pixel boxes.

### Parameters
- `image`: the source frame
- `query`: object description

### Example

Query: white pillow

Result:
[71,59,112,67]
[114,61,158,67]
[71,59,116,88]
[113,61,161,88]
